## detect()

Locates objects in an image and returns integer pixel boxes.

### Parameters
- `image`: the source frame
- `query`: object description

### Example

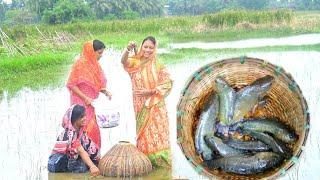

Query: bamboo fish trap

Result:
[98,141,153,177]
[176,57,310,179]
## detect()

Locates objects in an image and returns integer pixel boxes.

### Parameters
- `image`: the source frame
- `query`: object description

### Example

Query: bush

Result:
[3,10,37,26]
[104,14,117,20]
[42,0,93,24]
[120,10,140,20]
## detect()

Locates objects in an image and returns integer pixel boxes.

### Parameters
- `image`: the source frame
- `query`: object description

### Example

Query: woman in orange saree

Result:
[66,40,112,159]
[121,36,173,168]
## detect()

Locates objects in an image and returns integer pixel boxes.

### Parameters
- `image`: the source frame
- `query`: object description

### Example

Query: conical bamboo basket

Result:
[98,141,153,177]
[177,57,310,179]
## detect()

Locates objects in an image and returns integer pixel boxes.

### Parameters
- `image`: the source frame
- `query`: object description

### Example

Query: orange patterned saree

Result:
[124,57,173,168]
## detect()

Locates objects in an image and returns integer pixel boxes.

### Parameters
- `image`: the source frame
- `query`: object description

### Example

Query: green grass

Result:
[203,9,293,26]
[2,10,320,52]
[0,53,73,96]
[0,64,70,95]
[2,16,200,37]
[168,27,297,42]
[0,16,200,52]
[1,43,320,97]
[0,53,73,74]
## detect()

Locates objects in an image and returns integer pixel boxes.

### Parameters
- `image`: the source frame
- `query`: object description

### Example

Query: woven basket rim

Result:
[176,56,310,179]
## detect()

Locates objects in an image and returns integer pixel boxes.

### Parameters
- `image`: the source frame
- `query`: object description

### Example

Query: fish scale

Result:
[223,138,270,152]
[244,130,292,159]
[204,134,243,157]
[238,118,298,144]
[215,77,236,126]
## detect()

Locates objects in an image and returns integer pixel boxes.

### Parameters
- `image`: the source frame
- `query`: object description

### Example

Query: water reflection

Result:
[48,167,171,180]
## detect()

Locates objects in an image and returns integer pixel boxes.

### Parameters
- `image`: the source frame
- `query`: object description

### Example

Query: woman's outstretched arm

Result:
[121,41,136,66]
[77,145,100,176]
[121,48,130,66]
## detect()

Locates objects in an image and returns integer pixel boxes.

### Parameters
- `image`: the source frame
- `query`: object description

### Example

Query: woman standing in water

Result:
[121,36,173,168]
[67,40,112,156]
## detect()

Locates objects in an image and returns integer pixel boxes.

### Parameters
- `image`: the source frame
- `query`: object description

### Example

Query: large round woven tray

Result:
[176,57,310,179]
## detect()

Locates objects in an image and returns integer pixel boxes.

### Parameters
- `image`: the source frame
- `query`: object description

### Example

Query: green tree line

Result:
[0,0,166,25]
[0,0,319,25]
[168,0,320,15]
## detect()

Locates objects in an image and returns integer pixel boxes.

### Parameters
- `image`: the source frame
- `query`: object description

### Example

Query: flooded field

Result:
[170,34,320,50]
[1,36,320,179]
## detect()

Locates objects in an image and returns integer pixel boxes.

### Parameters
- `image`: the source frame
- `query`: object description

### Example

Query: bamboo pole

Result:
[0,28,14,56]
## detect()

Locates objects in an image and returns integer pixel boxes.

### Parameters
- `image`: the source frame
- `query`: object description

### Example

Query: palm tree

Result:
[86,0,166,19]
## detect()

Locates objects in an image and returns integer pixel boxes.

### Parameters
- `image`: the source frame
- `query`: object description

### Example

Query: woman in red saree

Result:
[67,40,112,157]
[121,36,173,168]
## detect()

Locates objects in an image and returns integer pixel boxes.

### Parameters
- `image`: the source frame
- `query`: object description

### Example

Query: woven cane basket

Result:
[176,57,310,179]
[98,141,153,177]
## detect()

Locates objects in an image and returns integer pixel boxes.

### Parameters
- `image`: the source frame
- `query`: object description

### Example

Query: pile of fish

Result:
[194,75,298,175]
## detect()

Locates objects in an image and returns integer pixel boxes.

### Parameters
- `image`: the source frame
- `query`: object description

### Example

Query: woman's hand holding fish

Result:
[101,89,112,100]
[105,90,112,100]
[127,41,136,52]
